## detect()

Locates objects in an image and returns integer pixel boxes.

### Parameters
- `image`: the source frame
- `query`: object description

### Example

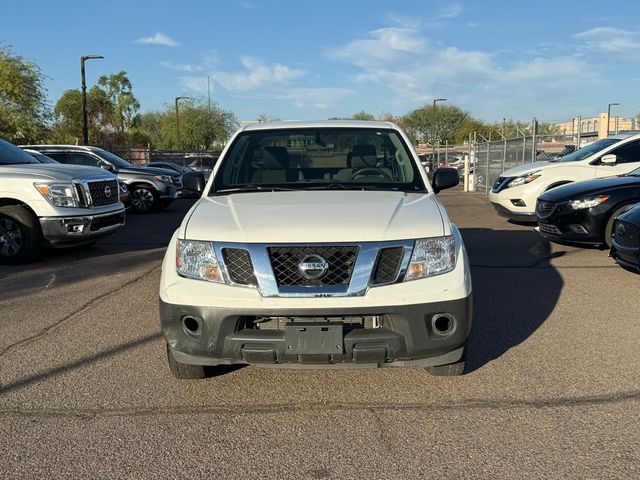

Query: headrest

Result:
[349,144,377,168]
[263,146,288,169]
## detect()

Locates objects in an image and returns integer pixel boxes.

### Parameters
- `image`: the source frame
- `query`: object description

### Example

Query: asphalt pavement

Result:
[1,192,639,479]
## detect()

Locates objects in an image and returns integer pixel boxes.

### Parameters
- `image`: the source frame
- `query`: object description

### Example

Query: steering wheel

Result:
[350,168,394,181]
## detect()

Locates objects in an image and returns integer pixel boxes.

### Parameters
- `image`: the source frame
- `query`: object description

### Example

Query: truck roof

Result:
[241,120,397,132]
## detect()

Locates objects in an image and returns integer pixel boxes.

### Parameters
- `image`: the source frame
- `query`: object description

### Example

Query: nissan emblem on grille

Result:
[616,224,626,237]
[298,254,329,280]
[104,186,112,198]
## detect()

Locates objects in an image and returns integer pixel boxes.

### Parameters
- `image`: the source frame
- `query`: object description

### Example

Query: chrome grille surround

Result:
[213,240,415,298]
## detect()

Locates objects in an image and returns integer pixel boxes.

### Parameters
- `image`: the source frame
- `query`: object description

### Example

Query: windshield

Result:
[628,167,640,176]
[94,148,132,168]
[211,128,426,194]
[0,139,39,165]
[556,138,620,162]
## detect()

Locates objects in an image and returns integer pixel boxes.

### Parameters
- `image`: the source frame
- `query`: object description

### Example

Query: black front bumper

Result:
[611,246,640,273]
[536,205,606,245]
[490,203,537,223]
[160,294,472,368]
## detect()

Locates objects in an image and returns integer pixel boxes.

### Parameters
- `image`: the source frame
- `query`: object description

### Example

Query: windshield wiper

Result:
[213,185,299,195]
[306,183,400,191]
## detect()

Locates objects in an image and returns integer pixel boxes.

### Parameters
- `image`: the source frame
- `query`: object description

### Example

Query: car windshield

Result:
[94,149,132,168]
[627,167,640,176]
[0,139,39,165]
[211,127,426,194]
[555,138,620,162]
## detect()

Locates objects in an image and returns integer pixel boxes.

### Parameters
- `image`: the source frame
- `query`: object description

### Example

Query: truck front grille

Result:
[372,247,404,285]
[88,180,119,206]
[268,246,358,286]
[253,315,382,331]
[613,220,640,250]
[222,248,257,285]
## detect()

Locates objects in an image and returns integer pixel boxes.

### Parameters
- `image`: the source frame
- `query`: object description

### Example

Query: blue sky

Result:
[4,0,640,124]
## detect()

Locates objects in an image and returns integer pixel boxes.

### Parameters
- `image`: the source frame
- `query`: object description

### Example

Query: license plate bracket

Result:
[284,322,343,355]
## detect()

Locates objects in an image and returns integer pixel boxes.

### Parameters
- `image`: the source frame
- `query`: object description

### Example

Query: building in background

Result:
[554,114,639,141]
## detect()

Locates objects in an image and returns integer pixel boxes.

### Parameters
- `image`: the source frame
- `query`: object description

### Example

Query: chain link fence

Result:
[472,134,577,193]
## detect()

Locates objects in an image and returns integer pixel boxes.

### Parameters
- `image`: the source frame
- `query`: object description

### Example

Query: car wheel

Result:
[130,186,158,213]
[0,205,42,265]
[425,344,466,377]
[166,344,207,380]
[605,205,634,248]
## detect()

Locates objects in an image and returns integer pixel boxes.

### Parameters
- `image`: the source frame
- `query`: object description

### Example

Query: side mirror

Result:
[601,154,617,165]
[431,167,460,194]
[100,163,114,172]
[182,171,205,194]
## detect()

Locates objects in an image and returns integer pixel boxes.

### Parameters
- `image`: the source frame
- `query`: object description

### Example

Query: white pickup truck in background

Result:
[0,138,125,264]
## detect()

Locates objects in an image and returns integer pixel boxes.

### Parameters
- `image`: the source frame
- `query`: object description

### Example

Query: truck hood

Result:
[0,163,116,181]
[501,160,556,177]
[184,191,446,243]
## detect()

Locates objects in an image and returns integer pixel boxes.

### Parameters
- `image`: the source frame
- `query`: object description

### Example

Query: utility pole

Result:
[431,98,447,167]
[80,55,104,145]
[207,75,211,112]
[607,102,620,136]
[175,96,190,150]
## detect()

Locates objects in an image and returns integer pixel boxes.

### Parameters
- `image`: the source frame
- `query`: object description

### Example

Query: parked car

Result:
[535,168,640,247]
[184,153,218,179]
[143,161,206,198]
[159,121,471,379]
[22,145,179,212]
[489,133,640,222]
[22,149,58,164]
[610,204,640,273]
[0,138,125,264]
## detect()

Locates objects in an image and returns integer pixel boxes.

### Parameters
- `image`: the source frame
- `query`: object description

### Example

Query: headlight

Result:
[568,196,609,209]
[34,183,77,207]
[506,171,541,189]
[155,175,173,184]
[404,236,456,281]
[176,240,224,283]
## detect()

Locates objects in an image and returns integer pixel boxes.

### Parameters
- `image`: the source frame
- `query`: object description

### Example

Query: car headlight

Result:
[155,175,173,184]
[176,239,224,283]
[506,171,541,189]
[568,196,609,210]
[404,236,456,281]
[34,183,77,207]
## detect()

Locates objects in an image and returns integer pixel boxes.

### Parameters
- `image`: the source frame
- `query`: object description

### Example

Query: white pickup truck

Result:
[0,139,125,264]
[160,121,473,378]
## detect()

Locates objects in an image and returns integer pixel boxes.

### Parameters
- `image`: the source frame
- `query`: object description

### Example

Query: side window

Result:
[610,141,640,164]
[68,153,101,167]
[45,152,69,163]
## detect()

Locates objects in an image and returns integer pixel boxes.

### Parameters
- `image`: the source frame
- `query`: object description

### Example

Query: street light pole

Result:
[175,96,190,150]
[80,55,104,145]
[607,102,620,137]
[432,98,447,166]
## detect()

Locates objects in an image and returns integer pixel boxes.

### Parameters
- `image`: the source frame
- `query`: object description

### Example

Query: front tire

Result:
[605,205,633,248]
[130,186,158,213]
[0,205,42,265]
[166,344,207,379]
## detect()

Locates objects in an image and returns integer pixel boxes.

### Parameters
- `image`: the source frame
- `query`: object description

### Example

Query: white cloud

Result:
[213,57,305,91]
[327,23,600,118]
[574,27,640,53]
[179,77,211,95]
[160,61,198,72]
[136,32,180,47]
[285,88,355,109]
[438,2,463,19]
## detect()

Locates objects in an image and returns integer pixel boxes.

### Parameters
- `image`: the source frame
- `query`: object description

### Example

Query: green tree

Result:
[146,98,238,149]
[403,103,469,145]
[96,71,140,134]
[51,87,113,144]
[0,45,49,143]
[330,111,376,121]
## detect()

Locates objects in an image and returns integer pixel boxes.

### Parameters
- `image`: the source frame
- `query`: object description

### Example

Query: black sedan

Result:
[610,204,640,273]
[535,169,640,247]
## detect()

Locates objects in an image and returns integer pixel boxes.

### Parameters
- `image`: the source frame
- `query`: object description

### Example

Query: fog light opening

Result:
[432,313,456,336]
[182,315,202,335]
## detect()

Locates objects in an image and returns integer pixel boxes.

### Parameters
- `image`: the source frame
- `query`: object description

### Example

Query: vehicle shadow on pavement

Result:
[0,200,196,297]
[460,228,564,373]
